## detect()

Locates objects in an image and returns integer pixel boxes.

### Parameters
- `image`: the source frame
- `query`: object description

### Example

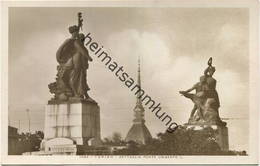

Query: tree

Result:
[112,132,122,144]
[103,132,125,146]
[114,141,139,155]
[117,126,224,155]
[146,126,222,155]
[18,131,44,153]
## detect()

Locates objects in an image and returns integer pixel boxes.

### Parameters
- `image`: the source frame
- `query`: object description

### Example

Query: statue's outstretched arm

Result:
[75,40,93,61]
[179,84,196,95]
[185,86,196,93]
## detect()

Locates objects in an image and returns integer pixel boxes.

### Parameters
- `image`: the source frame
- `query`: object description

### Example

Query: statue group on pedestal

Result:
[49,13,93,102]
[47,12,225,127]
[180,58,226,126]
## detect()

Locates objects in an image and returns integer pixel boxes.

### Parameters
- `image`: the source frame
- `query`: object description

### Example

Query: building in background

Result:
[125,58,152,144]
[8,126,20,155]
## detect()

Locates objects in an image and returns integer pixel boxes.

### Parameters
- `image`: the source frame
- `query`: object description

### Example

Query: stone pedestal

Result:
[215,125,229,151]
[185,123,229,151]
[41,99,102,154]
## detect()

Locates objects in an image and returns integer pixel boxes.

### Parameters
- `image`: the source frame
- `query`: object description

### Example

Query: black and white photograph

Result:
[1,0,259,164]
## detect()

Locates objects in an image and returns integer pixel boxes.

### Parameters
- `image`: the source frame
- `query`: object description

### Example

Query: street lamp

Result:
[26,109,30,133]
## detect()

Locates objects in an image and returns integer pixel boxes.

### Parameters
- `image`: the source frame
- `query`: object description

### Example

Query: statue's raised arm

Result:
[76,34,93,62]
[204,57,214,76]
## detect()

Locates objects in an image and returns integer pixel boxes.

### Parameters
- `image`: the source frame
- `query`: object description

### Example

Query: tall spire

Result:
[134,55,144,124]
[125,55,152,144]
[136,55,142,106]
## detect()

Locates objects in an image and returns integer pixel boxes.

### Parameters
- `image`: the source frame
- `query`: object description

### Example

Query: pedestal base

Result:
[215,125,229,151]
[41,100,102,154]
[184,123,229,151]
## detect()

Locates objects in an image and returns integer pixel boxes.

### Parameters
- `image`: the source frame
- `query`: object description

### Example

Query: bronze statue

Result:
[179,57,225,125]
[49,13,93,102]
[179,76,208,121]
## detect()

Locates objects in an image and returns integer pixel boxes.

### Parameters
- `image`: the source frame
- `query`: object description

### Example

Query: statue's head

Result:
[68,25,79,37]
[208,66,216,76]
[78,33,85,43]
[205,66,216,77]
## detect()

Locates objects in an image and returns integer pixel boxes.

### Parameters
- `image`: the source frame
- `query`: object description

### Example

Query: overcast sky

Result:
[9,7,249,151]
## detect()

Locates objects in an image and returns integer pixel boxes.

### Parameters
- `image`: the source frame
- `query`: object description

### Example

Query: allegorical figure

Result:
[179,57,224,125]
[180,75,208,121]
[203,58,220,108]
[56,26,93,99]
[49,13,93,102]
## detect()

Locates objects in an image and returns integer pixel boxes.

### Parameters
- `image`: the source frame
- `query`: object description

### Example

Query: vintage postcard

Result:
[1,0,259,164]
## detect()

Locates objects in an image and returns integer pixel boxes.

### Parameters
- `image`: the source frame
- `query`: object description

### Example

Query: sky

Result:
[8,7,249,151]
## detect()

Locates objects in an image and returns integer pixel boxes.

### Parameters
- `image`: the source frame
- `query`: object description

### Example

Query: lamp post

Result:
[18,120,21,133]
[26,109,30,133]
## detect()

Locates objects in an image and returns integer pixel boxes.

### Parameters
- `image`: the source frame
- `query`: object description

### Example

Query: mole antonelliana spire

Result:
[125,56,152,144]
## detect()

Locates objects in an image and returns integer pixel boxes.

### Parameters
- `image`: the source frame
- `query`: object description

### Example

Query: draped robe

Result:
[56,38,91,98]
